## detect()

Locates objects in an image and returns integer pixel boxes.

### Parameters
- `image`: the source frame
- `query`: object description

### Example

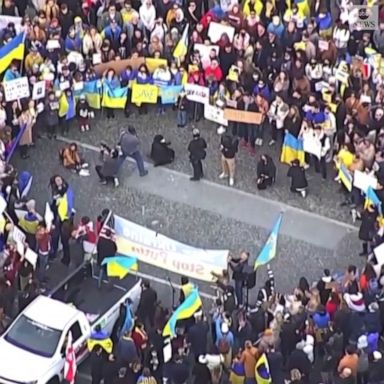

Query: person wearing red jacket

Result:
[204,58,223,82]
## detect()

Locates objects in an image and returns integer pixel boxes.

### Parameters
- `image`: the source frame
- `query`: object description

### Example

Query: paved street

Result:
[11,110,362,382]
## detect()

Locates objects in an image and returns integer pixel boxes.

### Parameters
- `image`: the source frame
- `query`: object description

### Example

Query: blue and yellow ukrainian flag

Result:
[0,32,25,75]
[255,354,272,384]
[102,83,128,109]
[338,163,353,192]
[87,330,113,353]
[254,213,283,270]
[365,186,382,215]
[57,187,74,222]
[163,288,202,337]
[280,133,305,166]
[101,255,138,279]
[173,24,189,59]
[84,80,101,109]
[119,302,134,338]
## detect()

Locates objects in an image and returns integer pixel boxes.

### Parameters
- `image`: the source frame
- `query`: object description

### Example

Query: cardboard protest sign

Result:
[223,108,263,124]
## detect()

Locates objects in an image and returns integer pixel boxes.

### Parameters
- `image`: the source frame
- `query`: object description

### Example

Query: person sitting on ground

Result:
[287,159,308,198]
[256,154,276,190]
[150,134,175,166]
[59,143,89,175]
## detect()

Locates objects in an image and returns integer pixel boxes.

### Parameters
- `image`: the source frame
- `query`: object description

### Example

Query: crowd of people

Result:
[2,0,384,382]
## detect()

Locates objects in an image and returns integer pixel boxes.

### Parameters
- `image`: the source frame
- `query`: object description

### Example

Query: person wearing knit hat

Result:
[187,128,207,181]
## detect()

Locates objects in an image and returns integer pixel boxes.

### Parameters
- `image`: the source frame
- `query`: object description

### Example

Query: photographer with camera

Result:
[95,143,120,188]
[117,126,148,177]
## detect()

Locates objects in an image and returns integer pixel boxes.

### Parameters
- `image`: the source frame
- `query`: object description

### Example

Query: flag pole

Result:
[19,31,26,75]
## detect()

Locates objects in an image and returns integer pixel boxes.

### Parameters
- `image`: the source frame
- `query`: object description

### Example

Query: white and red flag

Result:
[64,332,77,384]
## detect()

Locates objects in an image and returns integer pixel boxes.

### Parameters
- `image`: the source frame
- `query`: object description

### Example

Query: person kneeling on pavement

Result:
[95,143,120,188]
[150,134,175,166]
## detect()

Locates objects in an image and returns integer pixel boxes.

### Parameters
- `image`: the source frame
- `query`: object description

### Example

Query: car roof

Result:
[22,295,80,331]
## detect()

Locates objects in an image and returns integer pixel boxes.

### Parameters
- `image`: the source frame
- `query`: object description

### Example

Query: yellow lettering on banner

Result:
[131,83,159,104]
[116,235,220,282]
[145,58,168,73]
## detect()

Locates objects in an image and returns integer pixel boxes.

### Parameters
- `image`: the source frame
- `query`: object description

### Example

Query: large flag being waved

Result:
[163,288,202,337]
[119,301,134,338]
[365,186,383,215]
[280,133,305,166]
[64,332,77,384]
[173,25,189,59]
[0,32,25,75]
[101,255,138,279]
[255,354,272,384]
[254,213,283,270]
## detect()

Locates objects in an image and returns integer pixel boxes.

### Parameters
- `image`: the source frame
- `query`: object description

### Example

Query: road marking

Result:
[55,135,357,232]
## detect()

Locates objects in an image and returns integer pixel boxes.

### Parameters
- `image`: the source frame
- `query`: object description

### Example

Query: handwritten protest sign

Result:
[3,77,30,102]
[145,58,168,73]
[204,104,228,126]
[32,81,46,100]
[131,83,158,104]
[208,22,235,43]
[160,85,183,104]
[184,83,209,104]
[223,108,262,124]
[94,57,145,76]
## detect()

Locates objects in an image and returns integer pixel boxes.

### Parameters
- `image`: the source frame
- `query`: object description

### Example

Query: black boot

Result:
[359,242,368,256]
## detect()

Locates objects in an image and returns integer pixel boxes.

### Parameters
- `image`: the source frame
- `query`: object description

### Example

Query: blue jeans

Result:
[119,151,146,175]
[38,253,49,281]
[177,110,187,126]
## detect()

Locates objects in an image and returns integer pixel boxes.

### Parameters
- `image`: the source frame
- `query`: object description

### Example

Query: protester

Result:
[150,134,175,167]
[187,128,207,181]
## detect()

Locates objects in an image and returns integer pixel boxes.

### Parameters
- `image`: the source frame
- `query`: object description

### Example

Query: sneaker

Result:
[229,177,234,186]
[85,125,90,131]
[140,170,149,177]
[300,190,307,198]
[80,126,85,132]
[219,173,228,179]
[268,139,276,146]
[114,178,120,187]
[79,169,90,177]
[259,139,263,146]
[351,208,357,223]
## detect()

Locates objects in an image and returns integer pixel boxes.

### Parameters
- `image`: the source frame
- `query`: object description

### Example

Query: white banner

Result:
[208,22,235,43]
[353,170,378,193]
[32,80,46,100]
[114,215,228,282]
[204,104,228,126]
[302,130,321,159]
[0,16,22,34]
[184,83,209,104]
[3,77,30,102]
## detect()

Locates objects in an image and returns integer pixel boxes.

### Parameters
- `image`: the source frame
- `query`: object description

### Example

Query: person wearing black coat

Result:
[267,349,285,384]
[287,159,308,198]
[188,129,207,181]
[90,346,105,384]
[257,154,276,190]
[287,349,311,383]
[368,351,384,383]
[137,280,158,328]
[358,205,377,256]
[96,229,117,289]
[150,134,175,167]
[280,316,301,365]
[187,315,209,358]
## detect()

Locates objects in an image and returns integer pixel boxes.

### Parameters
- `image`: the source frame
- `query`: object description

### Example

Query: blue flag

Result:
[119,302,134,338]
[254,213,283,270]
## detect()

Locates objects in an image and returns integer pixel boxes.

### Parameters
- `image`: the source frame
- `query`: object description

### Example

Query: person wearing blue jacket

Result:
[136,64,152,115]
[64,28,81,52]
[102,21,122,51]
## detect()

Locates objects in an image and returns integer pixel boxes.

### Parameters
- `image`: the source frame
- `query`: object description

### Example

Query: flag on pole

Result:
[101,255,138,279]
[173,25,189,59]
[0,32,25,75]
[254,213,283,270]
[64,332,77,384]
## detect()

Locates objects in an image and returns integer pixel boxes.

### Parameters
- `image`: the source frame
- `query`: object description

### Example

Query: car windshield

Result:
[4,314,62,357]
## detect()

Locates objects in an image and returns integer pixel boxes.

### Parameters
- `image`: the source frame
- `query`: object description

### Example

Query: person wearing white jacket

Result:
[305,58,323,90]
[152,66,171,114]
[139,0,156,39]
[333,23,350,56]
[268,95,289,146]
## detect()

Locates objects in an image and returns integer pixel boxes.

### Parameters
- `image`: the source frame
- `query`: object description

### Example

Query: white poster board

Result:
[0,195,7,216]
[25,248,38,269]
[0,16,22,34]
[3,77,30,102]
[302,131,321,159]
[12,225,26,244]
[353,170,378,193]
[184,83,209,104]
[32,81,46,100]
[44,202,54,231]
[204,104,228,126]
[194,44,219,69]
[208,22,235,43]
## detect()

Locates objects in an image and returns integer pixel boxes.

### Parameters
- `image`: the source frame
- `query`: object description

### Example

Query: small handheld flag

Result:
[254,213,283,270]
[101,255,138,279]
[173,25,189,60]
